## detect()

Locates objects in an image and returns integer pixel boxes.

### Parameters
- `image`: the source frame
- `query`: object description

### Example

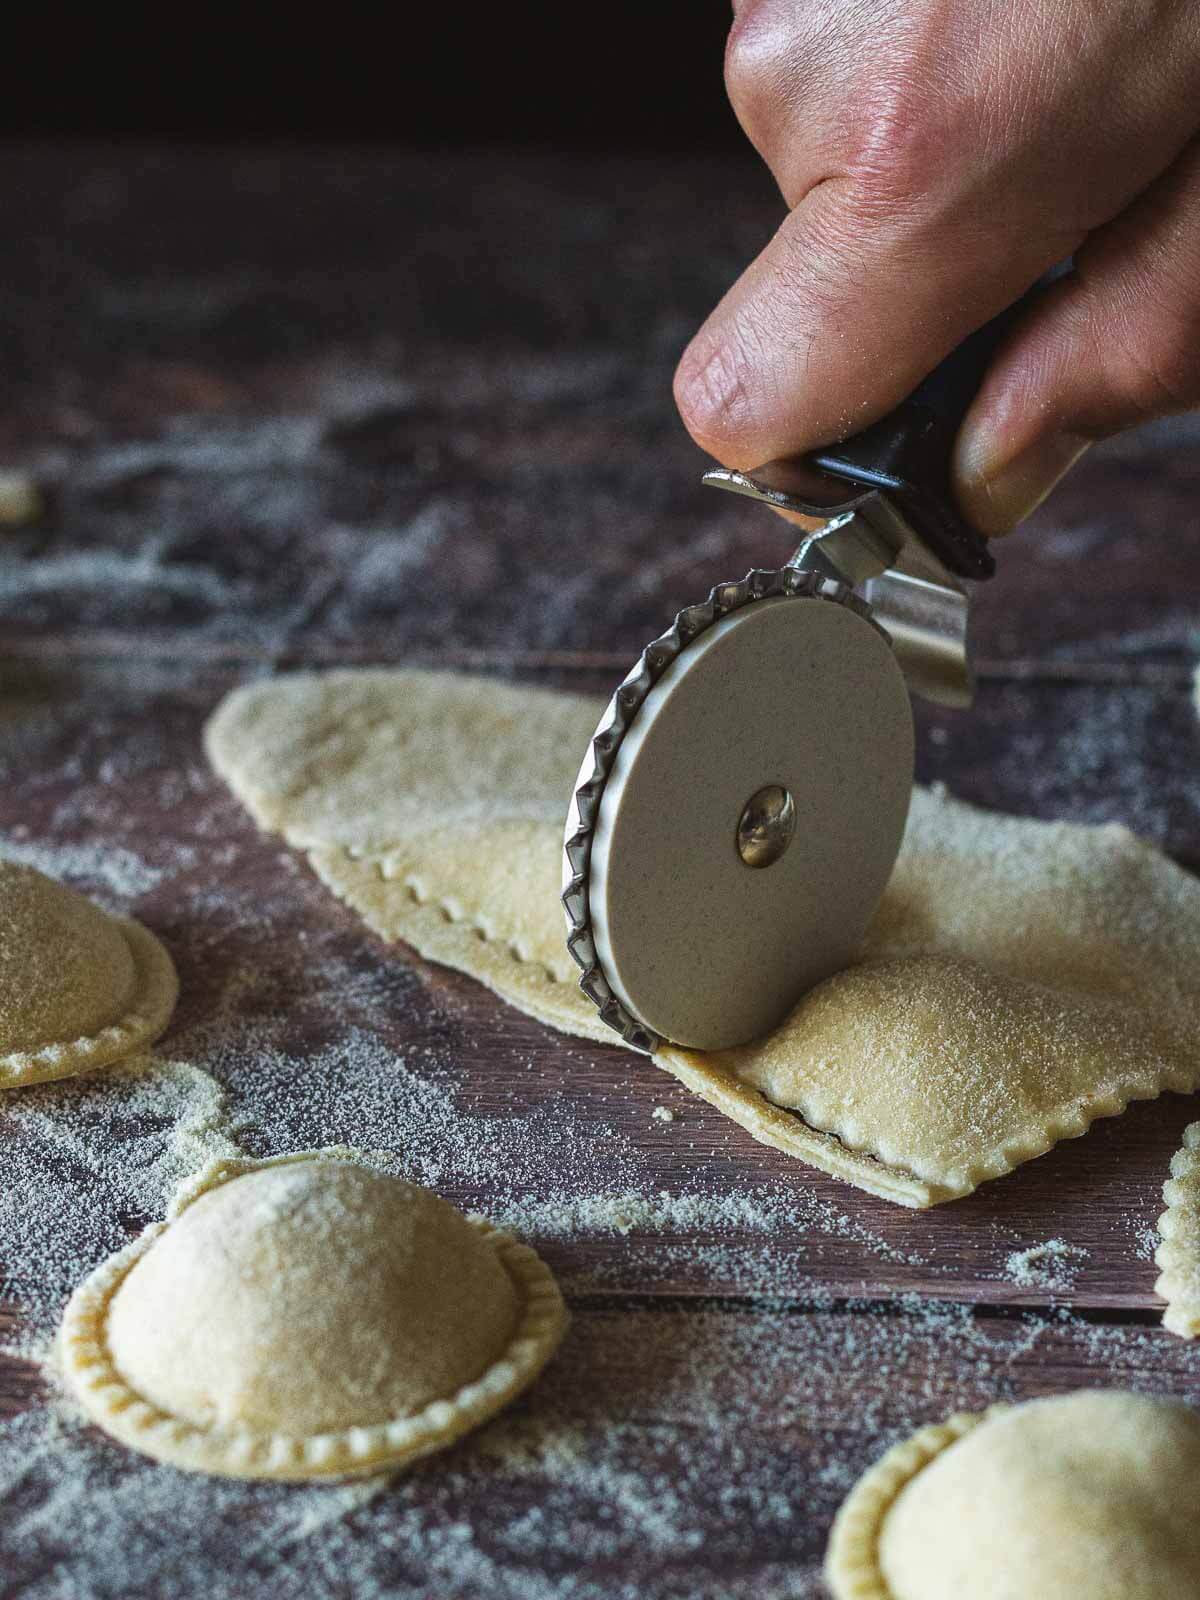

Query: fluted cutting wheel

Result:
[563,575,914,1052]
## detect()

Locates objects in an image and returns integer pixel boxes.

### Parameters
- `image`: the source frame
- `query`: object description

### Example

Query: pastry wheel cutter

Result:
[563,298,1033,1055]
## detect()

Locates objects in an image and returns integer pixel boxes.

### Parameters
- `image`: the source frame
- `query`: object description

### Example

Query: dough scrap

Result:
[1155,1121,1200,1338]
[206,669,1200,1207]
[0,858,178,1088]
[825,1390,1200,1600]
[60,1149,567,1481]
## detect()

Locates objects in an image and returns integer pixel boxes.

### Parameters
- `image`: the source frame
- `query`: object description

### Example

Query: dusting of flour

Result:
[0,747,1196,1596]
[7,1284,1200,1600]
[0,1057,238,1354]
[1003,1239,1090,1293]
[0,833,179,900]
[3,1030,1196,1600]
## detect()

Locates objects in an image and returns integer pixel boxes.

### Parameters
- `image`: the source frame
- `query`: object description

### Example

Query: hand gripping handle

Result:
[806,268,1067,580]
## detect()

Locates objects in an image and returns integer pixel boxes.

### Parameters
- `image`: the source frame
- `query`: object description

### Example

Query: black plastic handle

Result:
[807,268,1067,581]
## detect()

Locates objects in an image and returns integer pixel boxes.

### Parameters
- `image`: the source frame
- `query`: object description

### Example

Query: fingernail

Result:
[954,430,1091,537]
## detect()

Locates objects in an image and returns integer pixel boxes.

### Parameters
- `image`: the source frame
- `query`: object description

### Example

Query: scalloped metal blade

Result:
[562,570,915,1053]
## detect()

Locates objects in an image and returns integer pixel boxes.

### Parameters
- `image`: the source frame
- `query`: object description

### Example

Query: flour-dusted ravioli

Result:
[206,670,1200,1208]
[662,793,1200,1204]
[826,1391,1200,1600]
[60,1149,567,1480]
[670,951,1195,1206]
[1156,1121,1200,1338]
[0,858,177,1088]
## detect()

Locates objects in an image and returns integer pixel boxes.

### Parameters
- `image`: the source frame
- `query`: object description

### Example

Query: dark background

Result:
[2,8,745,151]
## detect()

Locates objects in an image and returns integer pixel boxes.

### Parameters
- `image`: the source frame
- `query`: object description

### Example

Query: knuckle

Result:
[843,71,955,213]
[723,1,779,95]
[723,0,796,139]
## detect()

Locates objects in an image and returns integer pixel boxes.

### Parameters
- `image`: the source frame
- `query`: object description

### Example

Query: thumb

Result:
[954,140,1200,536]
[673,176,1067,472]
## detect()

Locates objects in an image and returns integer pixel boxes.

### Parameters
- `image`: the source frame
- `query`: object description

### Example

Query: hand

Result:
[674,0,1200,535]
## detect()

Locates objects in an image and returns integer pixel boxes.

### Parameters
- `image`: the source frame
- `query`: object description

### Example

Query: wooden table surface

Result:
[1,144,1200,1599]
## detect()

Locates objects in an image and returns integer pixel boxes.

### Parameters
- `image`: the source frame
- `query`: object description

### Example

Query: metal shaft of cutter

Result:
[702,467,974,708]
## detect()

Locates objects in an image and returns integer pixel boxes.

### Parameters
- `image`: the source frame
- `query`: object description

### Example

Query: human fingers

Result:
[954,137,1200,535]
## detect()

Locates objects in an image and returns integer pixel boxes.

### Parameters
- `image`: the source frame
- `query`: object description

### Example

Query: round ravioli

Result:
[0,858,178,1087]
[826,1390,1200,1599]
[60,1150,567,1480]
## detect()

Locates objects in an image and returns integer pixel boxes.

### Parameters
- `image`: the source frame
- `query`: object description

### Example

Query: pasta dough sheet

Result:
[207,669,1200,1208]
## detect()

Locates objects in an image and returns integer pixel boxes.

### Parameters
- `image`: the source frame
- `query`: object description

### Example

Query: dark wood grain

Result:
[0,143,1199,1599]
